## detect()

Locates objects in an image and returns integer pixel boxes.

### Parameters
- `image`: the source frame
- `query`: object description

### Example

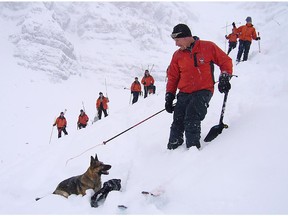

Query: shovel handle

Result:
[219,92,228,125]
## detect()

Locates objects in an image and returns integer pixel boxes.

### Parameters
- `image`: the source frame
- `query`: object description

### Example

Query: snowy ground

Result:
[0,2,288,214]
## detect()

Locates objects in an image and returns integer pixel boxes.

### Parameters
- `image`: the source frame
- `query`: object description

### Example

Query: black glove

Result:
[165,92,175,113]
[232,22,236,28]
[131,91,134,94]
[256,37,261,40]
[102,179,121,193]
[143,82,146,85]
[218,73,231,94]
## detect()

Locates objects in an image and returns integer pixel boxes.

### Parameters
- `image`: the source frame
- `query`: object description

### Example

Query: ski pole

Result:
[82,101,86,112]
[105,78,109,98]
[150,64,154,73]
[258,32,261,53]
[221,22,241,28]
[49,125,54,144]
[225,21,228,52]
[105,79,109,114]
[129,93,132,104]
[49,116,57,144]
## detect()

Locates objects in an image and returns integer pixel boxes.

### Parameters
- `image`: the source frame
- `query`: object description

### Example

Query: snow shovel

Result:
[204,92,229,142]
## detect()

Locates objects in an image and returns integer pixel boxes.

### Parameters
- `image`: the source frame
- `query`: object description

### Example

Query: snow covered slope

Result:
[0,2,288,214]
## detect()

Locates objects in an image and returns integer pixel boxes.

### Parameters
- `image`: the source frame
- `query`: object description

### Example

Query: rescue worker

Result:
[96,92,109,120]
[53,111,68,138]
[165,23,233,150]
[130,77,142,104]
[235,17,261,62]
[225,23,238,55]
[77,109,89,129]
[141,69,156,98]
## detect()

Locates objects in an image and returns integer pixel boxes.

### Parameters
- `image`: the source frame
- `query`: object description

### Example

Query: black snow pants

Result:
[237,40,252,61]
[168,90,212,148]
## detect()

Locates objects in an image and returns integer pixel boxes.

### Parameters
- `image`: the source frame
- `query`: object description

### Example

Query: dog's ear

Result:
[90,156,95,164]
[94,154,99,161]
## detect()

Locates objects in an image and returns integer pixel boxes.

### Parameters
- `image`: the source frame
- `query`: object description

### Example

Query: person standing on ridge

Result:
[225,22,238,55]
[165,23,233,150]
[53,111,68,138]
[77,109,89,129]
[130,77,142,104]
[96,92,109,120]
[141,69,156,98]
[235,17,261,62]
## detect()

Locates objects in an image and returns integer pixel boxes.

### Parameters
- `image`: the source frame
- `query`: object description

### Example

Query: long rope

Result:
[65,143,103,166]
[103,108,165,145]
[65,108,166,166]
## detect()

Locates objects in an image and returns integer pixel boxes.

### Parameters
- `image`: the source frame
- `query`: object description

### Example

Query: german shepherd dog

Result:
[53,154,111,198]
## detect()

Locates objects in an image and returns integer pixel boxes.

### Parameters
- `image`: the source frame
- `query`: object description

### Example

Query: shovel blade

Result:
[204,124,225,142]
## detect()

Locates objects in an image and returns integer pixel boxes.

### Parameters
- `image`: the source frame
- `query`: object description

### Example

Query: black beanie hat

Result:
[171,24,192,39]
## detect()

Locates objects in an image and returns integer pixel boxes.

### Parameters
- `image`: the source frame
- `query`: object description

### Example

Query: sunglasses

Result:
[170,32,182,39]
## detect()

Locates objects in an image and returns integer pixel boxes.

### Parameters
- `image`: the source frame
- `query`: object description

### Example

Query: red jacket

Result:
[54,116,67,128]
[78,113,89,125]
[131,81,141,92]
[166,40,233,95]
[96,96,109,110]
[226,28,238,42]
[141,75,154,87]
[236,23,257,42]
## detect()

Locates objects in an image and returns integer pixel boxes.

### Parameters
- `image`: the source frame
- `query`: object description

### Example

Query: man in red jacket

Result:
[77,109,89,129]
[53,111,68,138]
[235,17,260,62]
[96,92,109,120]
[130,77,142,104]
[225,23,238,55]
[165,23,233,150]
[141,70,156,98]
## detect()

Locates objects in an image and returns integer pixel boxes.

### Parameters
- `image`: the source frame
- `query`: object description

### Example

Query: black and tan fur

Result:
[53,154,111,198]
